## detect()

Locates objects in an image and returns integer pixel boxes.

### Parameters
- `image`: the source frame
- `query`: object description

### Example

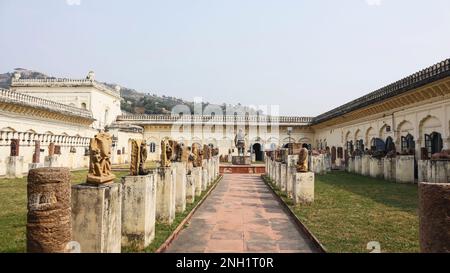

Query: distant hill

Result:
[0,69,262,115]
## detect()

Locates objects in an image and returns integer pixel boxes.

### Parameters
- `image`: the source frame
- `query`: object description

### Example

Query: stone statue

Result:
[234,129,246,156]
[10,139,20,157]
[212,147,219,156]
[160,139,173,168]
[203,144,211,160]
[297,146,309,172]
[130,139,148,176]
[180,144,190,163]
[86,131,115,185]
[191,144,201,168]
[48,143,55,156]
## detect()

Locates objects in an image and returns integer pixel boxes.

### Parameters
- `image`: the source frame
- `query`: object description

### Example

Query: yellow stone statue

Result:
[160,139,173,168]
[86,131,116,185]
[130,139,148,176]
[296,147,309,173]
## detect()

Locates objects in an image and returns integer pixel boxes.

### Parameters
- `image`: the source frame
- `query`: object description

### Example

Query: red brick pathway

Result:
[165,174,319,253]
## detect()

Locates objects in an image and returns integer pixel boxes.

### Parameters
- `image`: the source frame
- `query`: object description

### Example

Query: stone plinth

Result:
[354,156,362,174]
[271,161,276,180]
[186,174,195,204]
[192,167,202,197]
[232,156,251,165]
[28,163,43,171]
[361,155,370,176]
[27,168,71,253]
[347,158,355,173]
[173,162,187,213]
[202,168,208,191]
[395,156,415,183]
[369,158,384,179]
[276,162,281,188]
[156,167,176,224]
[419,182,450,253]
[293,172,315,205]
[121,174,156,249]
[428,160,450,184]
[418,160,430,183]
[72,183,122,253]
[311,155,324,175]
[287,166,296,198]
[6,156,24,178]
[324,155,331,172]
[44,155,60,168]
[280,164,287,192]
[383,158,396,181]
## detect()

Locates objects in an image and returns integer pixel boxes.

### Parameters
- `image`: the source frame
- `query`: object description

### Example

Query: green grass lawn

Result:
[0,169,129,253]
[264,171,419,253]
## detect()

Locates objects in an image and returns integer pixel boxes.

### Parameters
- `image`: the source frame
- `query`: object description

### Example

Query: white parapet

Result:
[155,167,176,224]
[369,157,384,179]
[121,174,156,249]
[293,172,315,205]
[186,174,195,204]
[6,156,24,178]
[72,183,122,253]
[361,155,371,176]
[280,163,287,192]
[192,167,202,197]
[395,155,415,184]
[173,162,187,213]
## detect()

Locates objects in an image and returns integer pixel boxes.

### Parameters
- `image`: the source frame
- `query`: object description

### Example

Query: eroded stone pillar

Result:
[396,155,415,183]
[383,157,396,181]
[192,167,202,197]
[121,174,156,249]
[293,172,315,205]
[354,156,362,174]
[428,160,450,183]
[361,155,370,176]
[27,168,71,253]
[6,156,24,178]
[418,160,430,182]
[72,183,122,253]
[419,182,450,253]
[280,163,287,192]
[155,167,175,224]
[369,157,384,179]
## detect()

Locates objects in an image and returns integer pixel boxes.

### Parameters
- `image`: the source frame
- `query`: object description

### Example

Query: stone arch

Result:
[419,115,442,137]
[1,127,16,132]
[298,137,312,145]
[397,120,415,143]
[282,137,295,145]
[365,127,376,145]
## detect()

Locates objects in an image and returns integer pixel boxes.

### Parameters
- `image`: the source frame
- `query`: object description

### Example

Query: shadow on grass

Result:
[317,171,418,213]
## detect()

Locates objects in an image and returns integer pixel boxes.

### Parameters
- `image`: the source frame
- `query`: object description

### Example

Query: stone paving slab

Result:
[165,174,319,253]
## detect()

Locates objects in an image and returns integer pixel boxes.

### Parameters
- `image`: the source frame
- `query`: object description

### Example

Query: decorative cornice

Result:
[312,58,450,125]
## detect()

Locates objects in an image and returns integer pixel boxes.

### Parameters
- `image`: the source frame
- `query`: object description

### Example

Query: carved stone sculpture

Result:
[130,139,149,176]
[234,129,246,156]
[203,145,211,160]
[86,131,115,185]
[54,145,61,155]
[297,147,309,172]
[48,143,55,156]
[160,139,173,168]
[10,139,19,156]
[27,168,71,253]
[192,144,202,167]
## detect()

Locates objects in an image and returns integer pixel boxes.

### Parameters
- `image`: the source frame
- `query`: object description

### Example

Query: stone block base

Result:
[396,156,415,183]
[293,172,315,205]
[186,174,195,204]
[121,175,156,249]
[174,163,187,213]
[72,183,122,253]
[44,155,60,168]
[6,156,24,178]
[192,167,202,197]
[156,167,176,224]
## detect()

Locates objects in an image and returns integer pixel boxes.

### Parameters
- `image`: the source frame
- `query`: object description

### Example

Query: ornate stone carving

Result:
[160,139,173,168]
[296,147,309,173]
[130,139,148,176]
[27,168,71,253]
[192,144,202,167]
[10,139,20,156]
[86,131,115,185]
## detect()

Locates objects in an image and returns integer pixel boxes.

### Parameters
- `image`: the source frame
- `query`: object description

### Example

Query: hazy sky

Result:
[1,0,449,116]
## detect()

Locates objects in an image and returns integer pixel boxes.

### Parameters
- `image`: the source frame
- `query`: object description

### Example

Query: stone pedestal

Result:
[72,183,122,253]
[419,182,450,253]
[324,155,331,172]
[361,155,370,176]
[192,167,202,197]
[369,158,384,179]
[311,155,324,175]
[280,164,287,192]
[121,174,156,249]
[395,156,415,183]
[275,162,281,188]
[287,166,296,198]
[28,163,43,171]
[27,168,71,253]
[347,158,355,173]
[293,172,315,205]
[202,169,208,191]
[44,155,60,168]
[174,163,187,213]
[383,158,396,181]
[186,174,195,204]
[6,156,24,178]
[354,156,362,174]
[418,160,430,183]
[270,161,275,180]
[156,167,176,224]
[428,160,450,184]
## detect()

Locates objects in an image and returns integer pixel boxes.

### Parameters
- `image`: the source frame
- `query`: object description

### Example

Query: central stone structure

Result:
[231,129,251,165]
